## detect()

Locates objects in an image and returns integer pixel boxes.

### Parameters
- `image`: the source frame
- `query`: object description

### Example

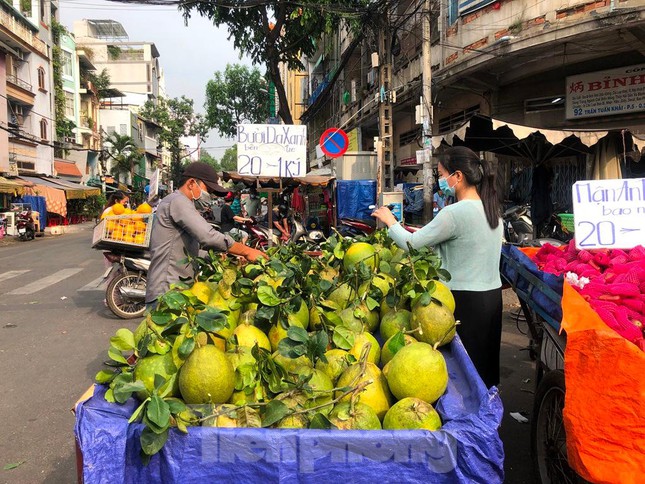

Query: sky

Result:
[59,0,252,156]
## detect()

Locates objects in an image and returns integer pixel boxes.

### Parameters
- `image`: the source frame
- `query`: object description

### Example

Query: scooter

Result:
[503,205,533,245]
[291,215,325,247]
[244,217,281,249]
[103,250,149,319]
[16,209,36,241]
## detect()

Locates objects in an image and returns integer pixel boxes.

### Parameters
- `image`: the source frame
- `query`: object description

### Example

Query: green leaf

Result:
[257,285,281,306]
[164,292,188,310]
[113,381,146,404]
[95,370,116,384]
[110,328,136,351]
[438,268,452,281]
[319,299,340,311]
[153,374,167,391]
[150,311,175,326]
[165,398,186,414]
[332,326,355,350]
[159,374,177,398]
[309,413,336,429]
[105,388,115,403]
[238,406,262,428]
[255,305,276,323]
[379,261,391,274]
[195,309,227,332]
[286,326,308,343]
[319,280,332,293]
[416,291,432,307]
[261,400,290,428]
[140,427,169,456]
[333,243,345,260]
[3,461,25,470]
[178,336,195,359]
[107,347,128,365]
[129,400,148,423]
[147,395,171,428]
[365,296,379,311]
[387,331,406,356]
[237,277,254,287]
[322,312,343,327]
[278,338,306,358]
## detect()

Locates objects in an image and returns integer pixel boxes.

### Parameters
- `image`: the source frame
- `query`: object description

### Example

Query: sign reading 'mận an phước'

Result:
[566,64,645,120]
[572,178,645,250]
[236,124,307,178]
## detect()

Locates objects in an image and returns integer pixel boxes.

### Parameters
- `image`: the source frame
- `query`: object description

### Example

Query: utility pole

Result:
[377,11,393,197]
[422,0,434,222]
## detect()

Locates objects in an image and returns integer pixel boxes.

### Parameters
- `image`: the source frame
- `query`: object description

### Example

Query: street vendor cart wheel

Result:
[106,273,147,319]
[531,370,580,484]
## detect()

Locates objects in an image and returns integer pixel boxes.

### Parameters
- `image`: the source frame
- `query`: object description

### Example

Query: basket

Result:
[92,213,154,250]
[558,213,575,233]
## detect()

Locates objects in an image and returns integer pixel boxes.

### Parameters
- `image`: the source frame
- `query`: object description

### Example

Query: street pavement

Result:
[0,225,535,483]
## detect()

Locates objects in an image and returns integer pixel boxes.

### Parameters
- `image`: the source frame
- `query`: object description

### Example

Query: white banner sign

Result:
[148,168,159,201]
[566,64,645,119]
[236,124,307,177]
[572,178,645,249]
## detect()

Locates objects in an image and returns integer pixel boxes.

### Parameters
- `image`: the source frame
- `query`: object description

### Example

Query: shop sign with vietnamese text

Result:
[566,64,645,119]
[236,124,307,177]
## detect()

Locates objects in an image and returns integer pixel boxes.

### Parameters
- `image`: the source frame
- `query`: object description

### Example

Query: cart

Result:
[499,244,581,483]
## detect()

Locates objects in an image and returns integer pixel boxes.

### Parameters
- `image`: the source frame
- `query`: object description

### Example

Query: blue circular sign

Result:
[320,128,349,158]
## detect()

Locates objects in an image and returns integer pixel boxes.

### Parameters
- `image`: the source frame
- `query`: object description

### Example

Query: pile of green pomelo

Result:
[98,230,458,457]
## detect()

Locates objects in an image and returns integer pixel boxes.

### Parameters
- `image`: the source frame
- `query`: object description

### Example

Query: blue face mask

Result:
[438,174,456,197]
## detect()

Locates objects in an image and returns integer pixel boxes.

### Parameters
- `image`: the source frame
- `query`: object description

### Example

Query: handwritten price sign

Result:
[573,178,645,249]
[236,124,308,178]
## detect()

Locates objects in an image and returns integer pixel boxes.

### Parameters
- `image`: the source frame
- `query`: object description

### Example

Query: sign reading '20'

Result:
[236,124,308,178]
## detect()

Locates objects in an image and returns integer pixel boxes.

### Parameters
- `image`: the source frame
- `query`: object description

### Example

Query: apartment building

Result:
[0,0,55,176]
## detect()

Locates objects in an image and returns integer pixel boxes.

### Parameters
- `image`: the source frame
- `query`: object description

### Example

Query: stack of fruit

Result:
[101,202,153,246]
[98,231,459,458]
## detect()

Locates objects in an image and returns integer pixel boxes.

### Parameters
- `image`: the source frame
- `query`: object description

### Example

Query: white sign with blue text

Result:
[572,178,645,250]
[236,124,307,178]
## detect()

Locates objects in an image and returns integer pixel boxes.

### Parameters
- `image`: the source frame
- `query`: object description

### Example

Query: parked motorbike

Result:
[16,209,36,241]
[503,204,533,245]
[103,250,149,319]
[291,215,325,247]
[244,217,281,249]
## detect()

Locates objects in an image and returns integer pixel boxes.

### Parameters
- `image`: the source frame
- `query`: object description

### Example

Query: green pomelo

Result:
[287,299,310,329]
[315,349,353,384]
[275,414,309,429]
[348,332,381,365]
[296,367,334,413]
[383,342,448,404]
[380,333,417,366]
[359,273,394,299]
[133,352,179,401]
[343,242,378,271]
[179,345,235,404]
[272,351,313,374]
[336,362,392,420]
[328,283,357,309]
[383,397,442,431]
[329,402,382,430]
[411,300,456,347]
[268,324,288,352]
[133,318,165,346]
[379,309,412,341]
[339,307,365,334]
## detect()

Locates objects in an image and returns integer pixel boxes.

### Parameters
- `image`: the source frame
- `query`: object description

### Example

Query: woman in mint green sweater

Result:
[372,146,503,387]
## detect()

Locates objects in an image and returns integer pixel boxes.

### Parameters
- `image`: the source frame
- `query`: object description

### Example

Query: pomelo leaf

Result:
[286,326,308,343]
[379,261,391,274]
[222,268,237,286]
[365,297,379,311]
[153,374,167,391]
[129,401,147,423]
[322,312,343,327]
[262,400,290,428]
[178,336,195,359]
[416,291,432,307]
[140,427,168,456]
[319,280,332,292]
[3,461,25,470]
[332,326,355,350]
[387,331,406,357]
[257,285,281,306]
[278,338,306,358]
[195,309,227,332]
[309,413,336,429]
[438,268,452,281]
[255,305,275,323]
[239,406,262,428]
[95,370,116,384]
[319,299,340,311]
[113,381,145,404]
[108,347,128,365]
[237,277,254,288]
[165,398,186,414]
[176,418,188,434]
[110,328,135,351]
[147,396,170,428]
[163,292,187,310]
[333,244,345,260]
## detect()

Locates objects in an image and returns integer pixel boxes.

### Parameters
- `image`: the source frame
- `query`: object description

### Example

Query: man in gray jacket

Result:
[145,162,264,306]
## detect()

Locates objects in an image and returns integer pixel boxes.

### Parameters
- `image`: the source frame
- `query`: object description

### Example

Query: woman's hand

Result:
[371,206,398,227]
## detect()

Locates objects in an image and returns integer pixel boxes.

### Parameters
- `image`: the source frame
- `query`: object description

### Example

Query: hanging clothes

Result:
[291,187,306,214]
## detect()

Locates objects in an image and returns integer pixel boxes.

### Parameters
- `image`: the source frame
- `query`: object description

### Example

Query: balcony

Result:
[7,74,33,92]
[6,74,35,106]
[0,2,48,56]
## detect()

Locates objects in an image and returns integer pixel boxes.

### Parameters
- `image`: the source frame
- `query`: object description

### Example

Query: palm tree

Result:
[104,132,139,184]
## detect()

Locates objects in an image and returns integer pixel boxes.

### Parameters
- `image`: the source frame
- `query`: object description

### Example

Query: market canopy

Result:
[16,177,67,217]
[432,115,609,163]
[46,178,101,199]
[222,171,335,189]
[0,177,25,196]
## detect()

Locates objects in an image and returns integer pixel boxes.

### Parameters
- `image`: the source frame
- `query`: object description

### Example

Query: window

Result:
[107,126,116,135]
[438,104,480,134]
[64,92,75,118]
[120,124,127,135]
[40,0,45,21]
[40,118,48,140]
[62,50,73,77]
[448,0,459,25]
[37,67,46,90]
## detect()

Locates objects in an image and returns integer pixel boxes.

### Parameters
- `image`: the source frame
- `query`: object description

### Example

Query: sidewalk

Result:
[0,221,94,247]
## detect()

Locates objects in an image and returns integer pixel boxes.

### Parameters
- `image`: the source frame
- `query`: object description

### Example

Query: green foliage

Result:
[205,64,270,137]
[181,0,374,124]
[104,132,140,184]
[88,68,112,100]
[107,45,122,59]
[219,145,237,171]
[51,20,75,148]
[84,193,107,218]
[139,96,208,187]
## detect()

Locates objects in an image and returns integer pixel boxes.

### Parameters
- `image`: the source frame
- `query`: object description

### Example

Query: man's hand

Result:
[245,248,266,262]
[228,241,267,261]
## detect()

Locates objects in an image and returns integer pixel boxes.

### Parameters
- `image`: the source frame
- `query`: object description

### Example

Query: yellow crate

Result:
[92,213,154,249]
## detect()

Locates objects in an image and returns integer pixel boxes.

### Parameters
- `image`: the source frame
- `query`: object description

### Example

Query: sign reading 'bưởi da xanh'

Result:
[236,124,307,178]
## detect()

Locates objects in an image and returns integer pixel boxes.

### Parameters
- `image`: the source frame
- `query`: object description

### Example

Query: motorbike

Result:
[290,215,325,248]
[16,209,36,241]
[244,217,281,249]
[103,250,149,319]
[503,204,533,245]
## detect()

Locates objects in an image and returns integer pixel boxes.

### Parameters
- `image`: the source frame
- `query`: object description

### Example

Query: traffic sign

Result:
[319,128,349,158]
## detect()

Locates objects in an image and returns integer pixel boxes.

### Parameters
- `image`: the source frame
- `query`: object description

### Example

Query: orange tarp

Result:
[561,282,645,483]
[16,178,67,217]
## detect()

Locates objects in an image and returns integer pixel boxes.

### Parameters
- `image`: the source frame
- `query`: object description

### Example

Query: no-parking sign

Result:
[319,128,349,158]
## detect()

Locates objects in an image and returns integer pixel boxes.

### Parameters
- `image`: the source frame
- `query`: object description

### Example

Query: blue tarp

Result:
[13,195,47,231]
[336,180,376,220]
[75,335,504,483]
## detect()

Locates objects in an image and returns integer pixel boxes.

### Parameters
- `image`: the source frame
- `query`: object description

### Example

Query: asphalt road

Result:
[0,225,535,483]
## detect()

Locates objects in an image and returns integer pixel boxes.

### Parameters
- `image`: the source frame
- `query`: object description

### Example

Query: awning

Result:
[54,160,83,178]
[0,177,25,196]
[222,172,335,189]
[431,115,609,162]
[16,177,67,217]
[46,178,101,199]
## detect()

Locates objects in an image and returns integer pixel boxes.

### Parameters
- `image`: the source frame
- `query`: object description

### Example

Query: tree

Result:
[180,0,376,125]
[205,64,270,138]
[199,150,219,169]
[139,96,209,186]
[105,133,140,184]
[219,145,238,172]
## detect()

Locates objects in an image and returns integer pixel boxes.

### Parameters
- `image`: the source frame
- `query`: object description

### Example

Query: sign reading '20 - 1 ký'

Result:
[236,124,307,178]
